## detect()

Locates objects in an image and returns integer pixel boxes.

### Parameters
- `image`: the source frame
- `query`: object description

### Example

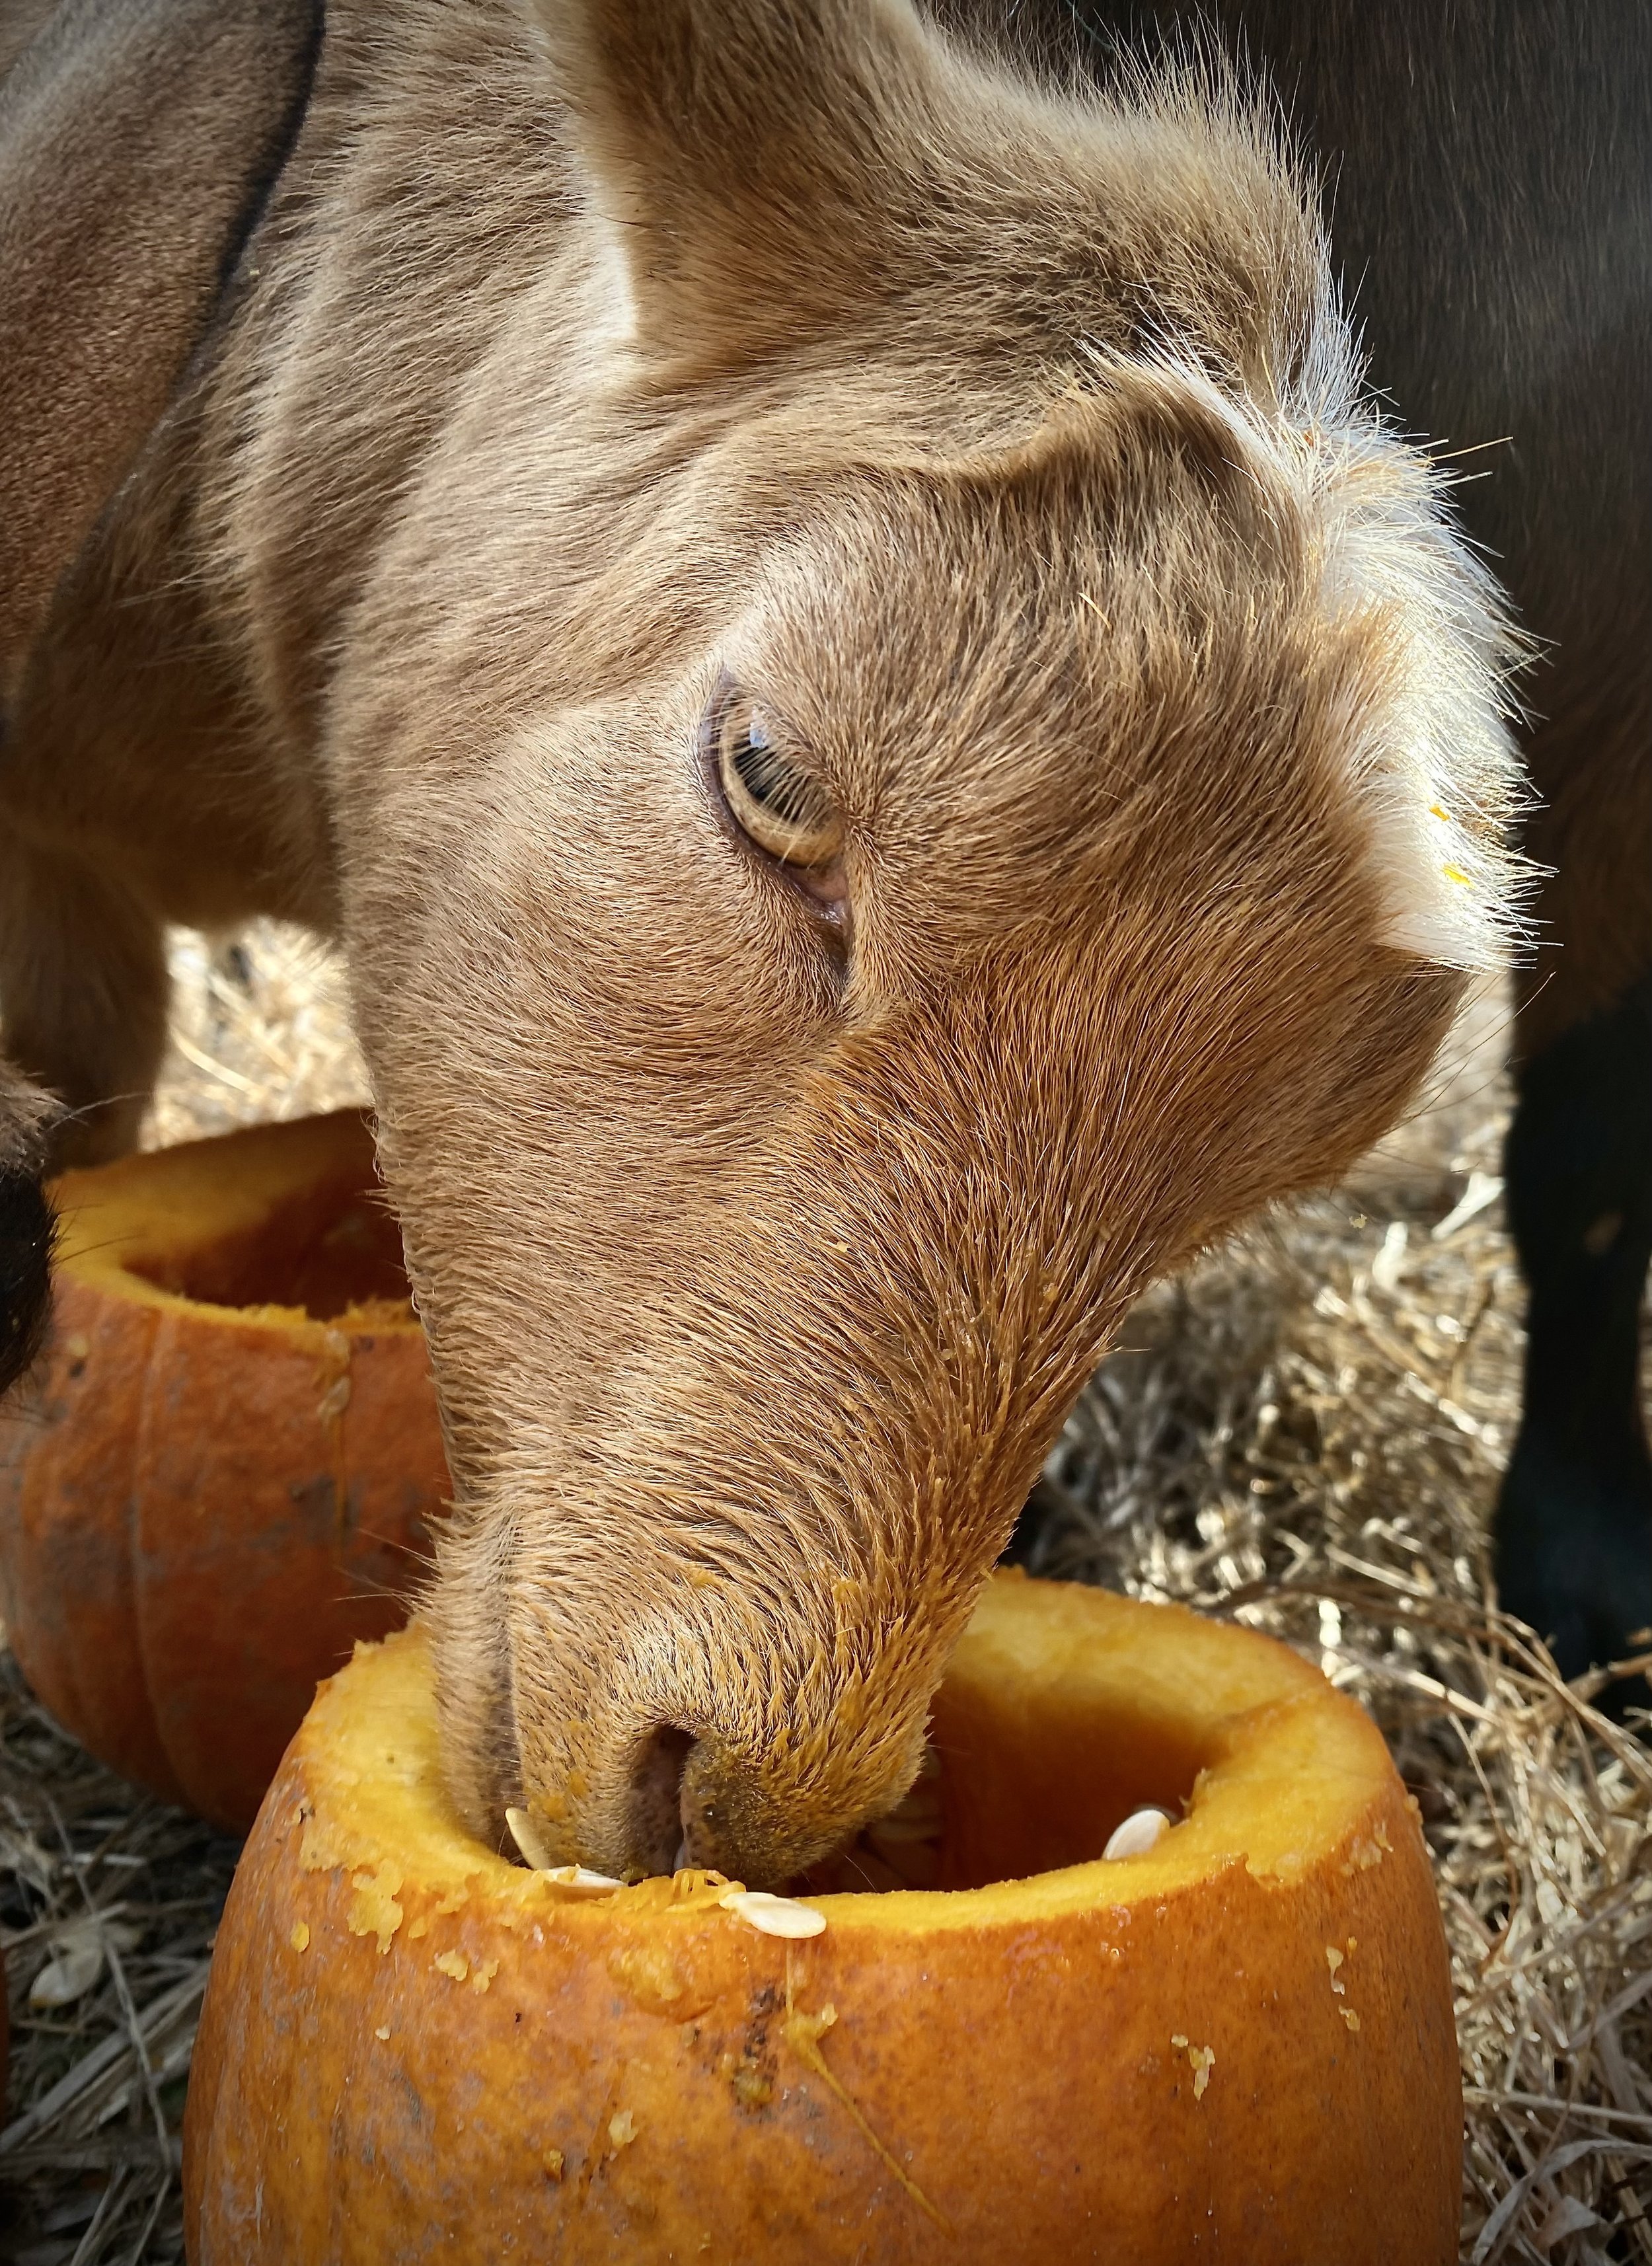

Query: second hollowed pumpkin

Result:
[0,1112,449,1830]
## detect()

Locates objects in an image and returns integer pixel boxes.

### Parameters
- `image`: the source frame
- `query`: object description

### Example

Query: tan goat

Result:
[0,0,1522,1882]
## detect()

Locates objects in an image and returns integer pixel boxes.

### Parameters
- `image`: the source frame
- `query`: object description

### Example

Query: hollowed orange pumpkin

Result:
[0,1112,449,1831]
[183,1572,1460,2264]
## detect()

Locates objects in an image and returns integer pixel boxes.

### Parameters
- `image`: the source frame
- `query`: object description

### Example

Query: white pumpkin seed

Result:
[505,1805,555,1870]
[506,1809,627,1893]
[720,1889,826,1939]
[30,1940,105,2008]
[540,1864,626,1895]
[27,1914,139,2009]
[1103,1807,1173,1860]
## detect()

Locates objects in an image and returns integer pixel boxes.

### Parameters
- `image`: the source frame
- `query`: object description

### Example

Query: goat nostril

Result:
[630,1725,694,1875]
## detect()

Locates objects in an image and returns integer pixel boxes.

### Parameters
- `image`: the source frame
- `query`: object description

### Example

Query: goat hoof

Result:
[1494,1432,1652,1722]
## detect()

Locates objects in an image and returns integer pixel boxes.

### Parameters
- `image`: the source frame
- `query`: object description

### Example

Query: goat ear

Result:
[537,0,928,364]
[0,0,320,708]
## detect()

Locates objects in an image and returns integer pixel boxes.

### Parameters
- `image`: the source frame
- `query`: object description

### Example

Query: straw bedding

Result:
[1,927,1648,2263]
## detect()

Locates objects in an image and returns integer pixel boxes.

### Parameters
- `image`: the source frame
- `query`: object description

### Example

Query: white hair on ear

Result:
[1288,309,1530,971]
[1150,310,1532,974]
[585,225,638,353]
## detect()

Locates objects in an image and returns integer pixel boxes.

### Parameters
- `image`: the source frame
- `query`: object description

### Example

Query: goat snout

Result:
[466,1570,946,1895]
[618,1725,818,1889]
[670,1735,828,1889]
[504,1715,915,1894]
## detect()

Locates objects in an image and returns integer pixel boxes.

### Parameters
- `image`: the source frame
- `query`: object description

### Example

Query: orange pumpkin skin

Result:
[184,1576,1460,2265]
[0,1113,449,1831]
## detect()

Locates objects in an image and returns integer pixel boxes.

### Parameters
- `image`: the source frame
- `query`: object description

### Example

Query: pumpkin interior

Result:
[305,1578,1396,1924]
[125,1174,409,1320]
[51,1112,417,1330]
[856,1577,1373,1894]
[924,1661,1211,1890]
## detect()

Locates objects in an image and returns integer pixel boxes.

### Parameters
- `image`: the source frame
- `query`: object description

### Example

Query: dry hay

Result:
[1023,1026,1652,2265]
[3,928,1650,2263]
[141,925,369,1153]
[0,1677,238,2265]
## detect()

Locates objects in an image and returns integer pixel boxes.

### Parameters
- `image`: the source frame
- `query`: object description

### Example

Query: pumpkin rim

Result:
[48,1111,422,1341]
[290,1573,1408,1937]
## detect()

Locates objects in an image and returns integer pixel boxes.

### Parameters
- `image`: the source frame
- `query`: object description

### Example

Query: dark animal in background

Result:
[1018,0,1651,1692]
[0,1061,52,1391]
[0,0,1643,1886]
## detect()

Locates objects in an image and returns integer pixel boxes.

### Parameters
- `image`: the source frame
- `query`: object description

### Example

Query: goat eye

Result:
[710,689,842,872]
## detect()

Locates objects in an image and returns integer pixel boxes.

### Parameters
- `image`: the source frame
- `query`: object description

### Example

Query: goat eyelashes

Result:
[703,677,849,923]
